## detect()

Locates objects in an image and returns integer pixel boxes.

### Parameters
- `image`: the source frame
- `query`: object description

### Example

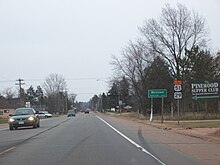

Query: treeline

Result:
[90,3,220,116]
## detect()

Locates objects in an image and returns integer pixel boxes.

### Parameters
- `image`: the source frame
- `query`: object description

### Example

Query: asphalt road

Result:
[0,113,206,165]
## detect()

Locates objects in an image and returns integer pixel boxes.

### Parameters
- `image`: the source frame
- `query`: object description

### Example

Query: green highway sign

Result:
[192,95,219,100]
[148,89,167,98]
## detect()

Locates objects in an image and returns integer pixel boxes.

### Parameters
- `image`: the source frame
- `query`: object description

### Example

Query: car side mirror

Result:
[8,114,12,117]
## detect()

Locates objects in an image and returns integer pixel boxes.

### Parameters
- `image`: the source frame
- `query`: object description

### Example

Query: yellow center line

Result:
[0,146,16,155]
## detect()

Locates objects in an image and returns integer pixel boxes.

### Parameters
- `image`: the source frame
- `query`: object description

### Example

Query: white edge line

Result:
[96,116,166,165]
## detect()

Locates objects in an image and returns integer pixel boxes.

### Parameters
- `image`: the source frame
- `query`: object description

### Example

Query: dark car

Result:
[8,108,40,130]
[67,110,76,117]
[84,109,90,114]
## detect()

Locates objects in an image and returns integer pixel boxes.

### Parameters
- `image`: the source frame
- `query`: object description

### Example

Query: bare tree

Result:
[111,40,151,114]
[139,3,208,79]
[2,87,15,99]
[43,73,67,113]
[43,73,67,96]
[69,93,77,106]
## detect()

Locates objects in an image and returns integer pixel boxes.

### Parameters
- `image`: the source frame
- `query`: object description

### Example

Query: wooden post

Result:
[171,102,174,118]
[205,100,208,113]
[218,99,220,114]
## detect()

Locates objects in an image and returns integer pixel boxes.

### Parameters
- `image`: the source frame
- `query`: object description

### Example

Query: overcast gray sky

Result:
[0,0,219,102]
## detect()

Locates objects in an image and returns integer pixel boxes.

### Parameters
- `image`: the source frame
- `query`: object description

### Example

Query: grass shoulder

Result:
[0,118,8,124]
[104,111,220,128]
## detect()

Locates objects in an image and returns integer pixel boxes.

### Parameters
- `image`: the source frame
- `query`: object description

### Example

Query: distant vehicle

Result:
[67,110,76,117]
[85,109,90,114]
[38,111,52,118]
[8,108,40,130]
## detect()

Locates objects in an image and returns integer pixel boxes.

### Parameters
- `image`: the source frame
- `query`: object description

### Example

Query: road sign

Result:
[25,102,31,108]
[119,100,123,106]
[191,80,219,100]
[174,85,182,92]
[174,92,182,99]
[148,89,167,123]
[174,80,182,100]
[148,89,167,98]
[192,95,219,100]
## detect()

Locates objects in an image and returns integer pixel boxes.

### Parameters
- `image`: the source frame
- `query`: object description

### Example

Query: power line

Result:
[0,75,12,81]
[0,77,109,83]
[0,80,16,83]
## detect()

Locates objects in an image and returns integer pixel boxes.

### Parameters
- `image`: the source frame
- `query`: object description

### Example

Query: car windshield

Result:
[68,110,75,114]
[13,109,34,116]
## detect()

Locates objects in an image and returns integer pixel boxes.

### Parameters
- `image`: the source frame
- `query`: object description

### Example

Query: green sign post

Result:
[148,89,167,123]
[148,89,167,98]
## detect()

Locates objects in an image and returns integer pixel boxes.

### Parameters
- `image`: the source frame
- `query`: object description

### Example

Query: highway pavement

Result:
[0,112,210,165]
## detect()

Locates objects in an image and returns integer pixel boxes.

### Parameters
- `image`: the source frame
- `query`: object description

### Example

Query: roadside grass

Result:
[106,111,220,120]
[0,118,8,124]
[105,111,220,128]
[52,114,63,118]
[164,121,220,128]
[152,112,220,121]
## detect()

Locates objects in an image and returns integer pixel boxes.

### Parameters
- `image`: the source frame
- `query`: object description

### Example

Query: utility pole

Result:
[65,92,68,113]
[16,79,25,107]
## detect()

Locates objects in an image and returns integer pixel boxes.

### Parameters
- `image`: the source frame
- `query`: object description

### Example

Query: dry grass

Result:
[106,112,220,128]
[165,121,220,128]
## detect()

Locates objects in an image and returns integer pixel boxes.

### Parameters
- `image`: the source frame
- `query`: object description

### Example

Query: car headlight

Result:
[8,118,15,122]
[28,116,35,121]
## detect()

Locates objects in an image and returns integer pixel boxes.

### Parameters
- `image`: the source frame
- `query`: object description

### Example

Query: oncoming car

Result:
[67,110,76,117]
[84,109,90,114]
[8,108,40,130]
